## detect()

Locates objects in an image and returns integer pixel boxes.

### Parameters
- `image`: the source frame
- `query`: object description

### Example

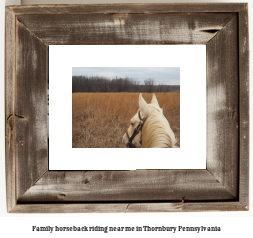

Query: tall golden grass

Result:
[72,92,180,148]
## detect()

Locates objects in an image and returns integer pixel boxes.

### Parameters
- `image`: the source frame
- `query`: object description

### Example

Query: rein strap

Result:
[126,111,147,148]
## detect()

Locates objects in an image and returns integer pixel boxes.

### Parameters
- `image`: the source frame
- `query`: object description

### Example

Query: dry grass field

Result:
[72,93,180,148]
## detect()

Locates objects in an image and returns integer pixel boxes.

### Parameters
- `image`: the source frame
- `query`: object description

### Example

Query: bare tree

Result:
[72,76,179,93]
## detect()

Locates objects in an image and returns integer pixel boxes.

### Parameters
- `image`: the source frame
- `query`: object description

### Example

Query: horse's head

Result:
[122,93,161,148]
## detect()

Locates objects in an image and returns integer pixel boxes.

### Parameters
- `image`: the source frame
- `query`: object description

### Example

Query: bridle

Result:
[126,110,147,148]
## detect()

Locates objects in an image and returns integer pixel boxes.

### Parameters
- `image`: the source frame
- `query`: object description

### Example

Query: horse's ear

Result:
[139,93,148,116]
[151,93,160,107]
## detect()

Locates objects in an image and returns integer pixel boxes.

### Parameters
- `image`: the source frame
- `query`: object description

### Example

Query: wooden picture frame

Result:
[5,3,249,213]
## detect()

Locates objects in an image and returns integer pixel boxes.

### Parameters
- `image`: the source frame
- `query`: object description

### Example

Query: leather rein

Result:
[126,110,147,148]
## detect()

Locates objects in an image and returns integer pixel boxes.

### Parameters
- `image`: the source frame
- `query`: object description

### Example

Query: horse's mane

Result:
[141,104,177,148]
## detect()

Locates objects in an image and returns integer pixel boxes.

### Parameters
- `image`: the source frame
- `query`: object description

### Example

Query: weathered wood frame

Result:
[5,4,249,213]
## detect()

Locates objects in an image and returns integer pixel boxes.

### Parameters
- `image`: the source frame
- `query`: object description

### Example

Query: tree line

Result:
[72,76,180,93]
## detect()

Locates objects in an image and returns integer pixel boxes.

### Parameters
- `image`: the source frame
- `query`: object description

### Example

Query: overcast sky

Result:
[72,67,180,85]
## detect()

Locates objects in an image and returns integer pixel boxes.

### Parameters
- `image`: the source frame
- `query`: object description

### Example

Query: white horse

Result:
[122,93,177,148]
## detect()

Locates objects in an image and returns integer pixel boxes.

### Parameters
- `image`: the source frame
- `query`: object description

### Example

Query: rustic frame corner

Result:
[5,3,249,213]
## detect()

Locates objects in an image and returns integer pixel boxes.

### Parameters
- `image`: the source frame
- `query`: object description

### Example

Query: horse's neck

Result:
[141,115,173,148]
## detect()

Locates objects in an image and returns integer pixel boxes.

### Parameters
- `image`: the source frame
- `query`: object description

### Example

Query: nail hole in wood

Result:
[84,179,90,184]
[57,193,66,199]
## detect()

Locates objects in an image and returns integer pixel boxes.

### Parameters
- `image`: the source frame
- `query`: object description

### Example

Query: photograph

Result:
[72,67,180,148]
[49,45,205,170]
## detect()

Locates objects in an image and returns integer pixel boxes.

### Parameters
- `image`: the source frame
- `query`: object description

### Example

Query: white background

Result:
[49,45,206,170]
[0,0,252,237]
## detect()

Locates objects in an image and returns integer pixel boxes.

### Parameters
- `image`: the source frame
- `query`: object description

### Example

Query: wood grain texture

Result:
[5,3,249,213]
[7,3,246,15]
[125,202,248,212]
[18,170,236,202]
[15,20,48,200]
[238,4,249,208]
[5,7,16,212]
[10,202,247,213]
[16,13,235,45]
[206,16,239,198]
